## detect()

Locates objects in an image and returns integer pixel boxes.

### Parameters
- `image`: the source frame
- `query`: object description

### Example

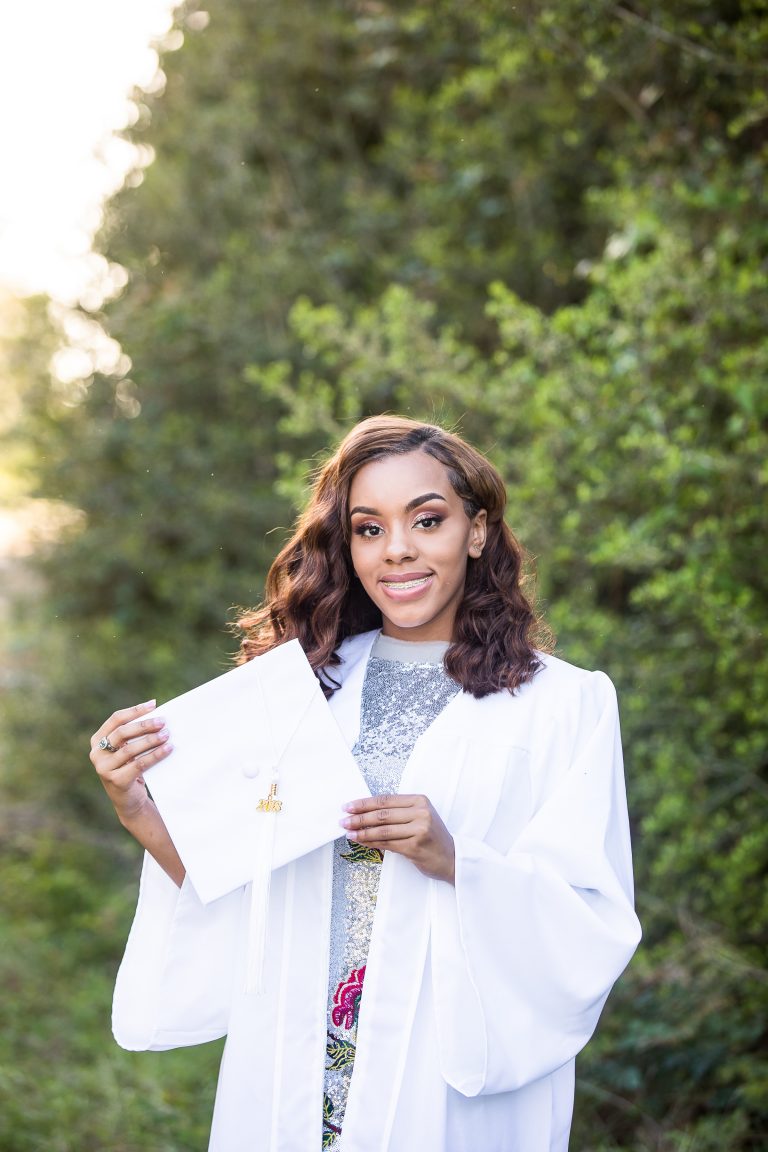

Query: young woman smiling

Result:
[92,416,640,1152]
[348,450,487,644]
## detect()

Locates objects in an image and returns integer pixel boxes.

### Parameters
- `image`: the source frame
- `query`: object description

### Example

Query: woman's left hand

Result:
[341,794,455,885]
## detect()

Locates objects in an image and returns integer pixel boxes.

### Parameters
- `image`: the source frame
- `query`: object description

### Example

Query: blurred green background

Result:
[1,1,766,1148]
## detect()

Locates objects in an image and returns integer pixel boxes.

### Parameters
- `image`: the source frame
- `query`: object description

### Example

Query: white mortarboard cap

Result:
[142,638,370,992]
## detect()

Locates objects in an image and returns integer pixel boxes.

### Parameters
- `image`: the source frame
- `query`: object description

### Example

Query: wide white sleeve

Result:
[430,671,641,1096]
[112,852,243,1051]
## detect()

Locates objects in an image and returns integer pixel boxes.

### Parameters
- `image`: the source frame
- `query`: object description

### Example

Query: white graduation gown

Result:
[113,631,641,1152]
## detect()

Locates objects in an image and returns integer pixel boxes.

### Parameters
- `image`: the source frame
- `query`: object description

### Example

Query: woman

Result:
[92,416,641,1152]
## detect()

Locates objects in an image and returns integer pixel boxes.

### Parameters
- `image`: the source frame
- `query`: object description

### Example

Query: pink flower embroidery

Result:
[332,965,366,1030]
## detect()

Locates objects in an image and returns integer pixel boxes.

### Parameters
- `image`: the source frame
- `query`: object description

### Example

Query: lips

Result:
[378,573,435,600]
[380,572,432,589]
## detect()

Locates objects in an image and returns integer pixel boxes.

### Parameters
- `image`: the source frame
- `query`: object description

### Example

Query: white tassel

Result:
[244,667,318,995]
[246,776,281,995]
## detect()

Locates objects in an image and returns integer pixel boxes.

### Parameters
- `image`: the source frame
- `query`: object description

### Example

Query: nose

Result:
[383,523,417,563]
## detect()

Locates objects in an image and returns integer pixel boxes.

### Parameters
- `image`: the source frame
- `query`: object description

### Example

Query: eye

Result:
[353,522,384,538]
[414,514,443,530]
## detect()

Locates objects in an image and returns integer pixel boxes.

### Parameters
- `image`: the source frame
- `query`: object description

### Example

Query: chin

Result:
[382,617,455,643]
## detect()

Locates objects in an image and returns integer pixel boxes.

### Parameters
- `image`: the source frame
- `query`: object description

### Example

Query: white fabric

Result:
[113,630,641,1151]
[140,638,370,904]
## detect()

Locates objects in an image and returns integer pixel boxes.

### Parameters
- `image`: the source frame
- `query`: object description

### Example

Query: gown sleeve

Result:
[429,669,642,1096]
[112,852,243,1051]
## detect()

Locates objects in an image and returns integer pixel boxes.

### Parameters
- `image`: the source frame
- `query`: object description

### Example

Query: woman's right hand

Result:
[90,700,173,825]
[90,700,185,886]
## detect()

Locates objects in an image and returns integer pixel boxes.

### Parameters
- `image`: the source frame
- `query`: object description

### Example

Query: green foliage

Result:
[0,829,221,1150]
[2,0,767,1148]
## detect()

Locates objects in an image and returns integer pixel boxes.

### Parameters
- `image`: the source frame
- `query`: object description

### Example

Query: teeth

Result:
[382,577,430,590]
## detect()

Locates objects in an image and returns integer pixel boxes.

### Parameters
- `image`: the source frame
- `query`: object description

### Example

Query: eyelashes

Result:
[352,514,444,538]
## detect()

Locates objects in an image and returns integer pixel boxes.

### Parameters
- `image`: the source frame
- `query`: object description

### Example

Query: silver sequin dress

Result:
[322,634,459,1150]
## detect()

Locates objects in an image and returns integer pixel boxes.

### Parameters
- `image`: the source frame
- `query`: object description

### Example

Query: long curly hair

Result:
[235,416,552,697]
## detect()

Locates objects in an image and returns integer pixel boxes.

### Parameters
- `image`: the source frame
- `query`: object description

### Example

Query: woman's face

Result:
[348,450,487,643]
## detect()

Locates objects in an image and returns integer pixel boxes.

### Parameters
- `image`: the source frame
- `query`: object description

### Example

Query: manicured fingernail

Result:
[141,699,156,709]
[340,817,353,829]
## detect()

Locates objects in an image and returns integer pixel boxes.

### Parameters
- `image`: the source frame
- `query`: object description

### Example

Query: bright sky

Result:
[0,0,186,559]
[0,0,181,305]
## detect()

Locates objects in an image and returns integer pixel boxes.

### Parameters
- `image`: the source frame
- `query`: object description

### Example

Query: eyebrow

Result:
[350,492,449,516]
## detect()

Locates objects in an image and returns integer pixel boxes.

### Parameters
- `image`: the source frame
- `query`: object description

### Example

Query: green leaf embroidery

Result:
[340,840,384,865]
[326,1033,357,1070]
[322,1093,342,1145]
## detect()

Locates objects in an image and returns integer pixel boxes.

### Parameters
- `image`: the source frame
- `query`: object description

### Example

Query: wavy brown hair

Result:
[235,416,553,697]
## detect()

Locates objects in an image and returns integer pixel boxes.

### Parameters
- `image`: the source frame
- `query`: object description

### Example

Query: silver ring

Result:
[99,736,118,753]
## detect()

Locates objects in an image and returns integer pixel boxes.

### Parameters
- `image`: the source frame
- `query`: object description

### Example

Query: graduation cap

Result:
[142,638,369,992]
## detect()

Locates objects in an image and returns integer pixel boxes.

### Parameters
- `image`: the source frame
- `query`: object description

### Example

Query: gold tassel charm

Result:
[256,782,282,814]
